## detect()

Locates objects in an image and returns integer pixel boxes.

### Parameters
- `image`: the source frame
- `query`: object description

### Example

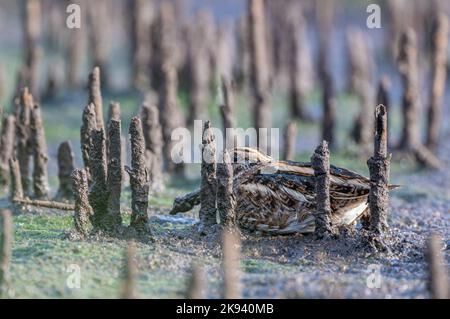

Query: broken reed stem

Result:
[26,50,39,98]
[23,0,40,61]
[352,81,374,148]
[158,2,184,175]
[9,158,23,201]
[283,121,297,161]
[12,68,27,112]
[215,25,233,85]
[0,209,13,297]
[169,189,201,215]
[80,103,97,183]
[377,76,391,111]
[43,62,58,101]
[23,0,41,96]
[161,65,183,174]
[217,150,235,228]
[219,76,235,149]
[426,234,449,299]
[411,143,442,169]
[396,29,441,169]
[316,0,334,90]
[71,169,92,237]
[141,103,164,193]
[161,63,184,174]
[67,10,83,88]
[121,136,129,186]
[322,73,336,149]
[199,121,217,227]
[0,66,5,101]
[267,0,287,79]
[16,88,33,196]
[186,11,213,123]
[30,104,49,199]
[46,2,65,52]
[121,243,138,299]
[13,198,75,211]
[149,3,168,92]
[55,141,75,201]
[368,105,391,235]
[130,0,153,90]
[221,229,242,299]
[0,115,16,187]
[235,16,250,88]
[311,141,334,237]
[86,1,109,89]
[106,101,121,159]
[248,0,271,152]
[377,76,391,145]
[385,0,404,60]
[88,129,108,229]
[426,14,449,152]
[185,263,205,299]
[346,28,374,94]
[108,101,121,122]
[287,4,309,121]
[398,29,421,150]
[106,119,123,229]
[88,67,104,130]
[126,117,150,230]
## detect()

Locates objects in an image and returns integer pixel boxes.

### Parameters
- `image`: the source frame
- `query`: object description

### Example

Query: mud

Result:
[1,127,448,299]
[145,143,450,298]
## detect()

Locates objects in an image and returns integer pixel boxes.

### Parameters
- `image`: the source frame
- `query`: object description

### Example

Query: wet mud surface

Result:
[2,141,449,298]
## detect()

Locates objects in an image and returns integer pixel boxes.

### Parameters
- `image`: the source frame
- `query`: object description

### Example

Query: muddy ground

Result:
[145,139,450,299]
[1,134,448,299]
[0,86,448,299]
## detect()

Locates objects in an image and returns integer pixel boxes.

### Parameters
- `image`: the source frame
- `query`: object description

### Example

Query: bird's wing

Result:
[235,172,316,234]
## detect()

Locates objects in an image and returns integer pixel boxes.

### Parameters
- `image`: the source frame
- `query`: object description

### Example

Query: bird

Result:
[170,147,398,235]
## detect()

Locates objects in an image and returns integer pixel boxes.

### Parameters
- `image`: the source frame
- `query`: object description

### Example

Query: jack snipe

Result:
[170,147,398,235]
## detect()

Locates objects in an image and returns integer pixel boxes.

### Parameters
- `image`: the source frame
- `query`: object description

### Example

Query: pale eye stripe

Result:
[275,164,315,175]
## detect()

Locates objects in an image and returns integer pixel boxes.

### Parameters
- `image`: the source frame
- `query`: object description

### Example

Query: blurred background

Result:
[0,0,449,187]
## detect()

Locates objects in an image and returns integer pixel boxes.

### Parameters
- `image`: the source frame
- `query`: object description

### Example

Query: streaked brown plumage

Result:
[170,147,398,235]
